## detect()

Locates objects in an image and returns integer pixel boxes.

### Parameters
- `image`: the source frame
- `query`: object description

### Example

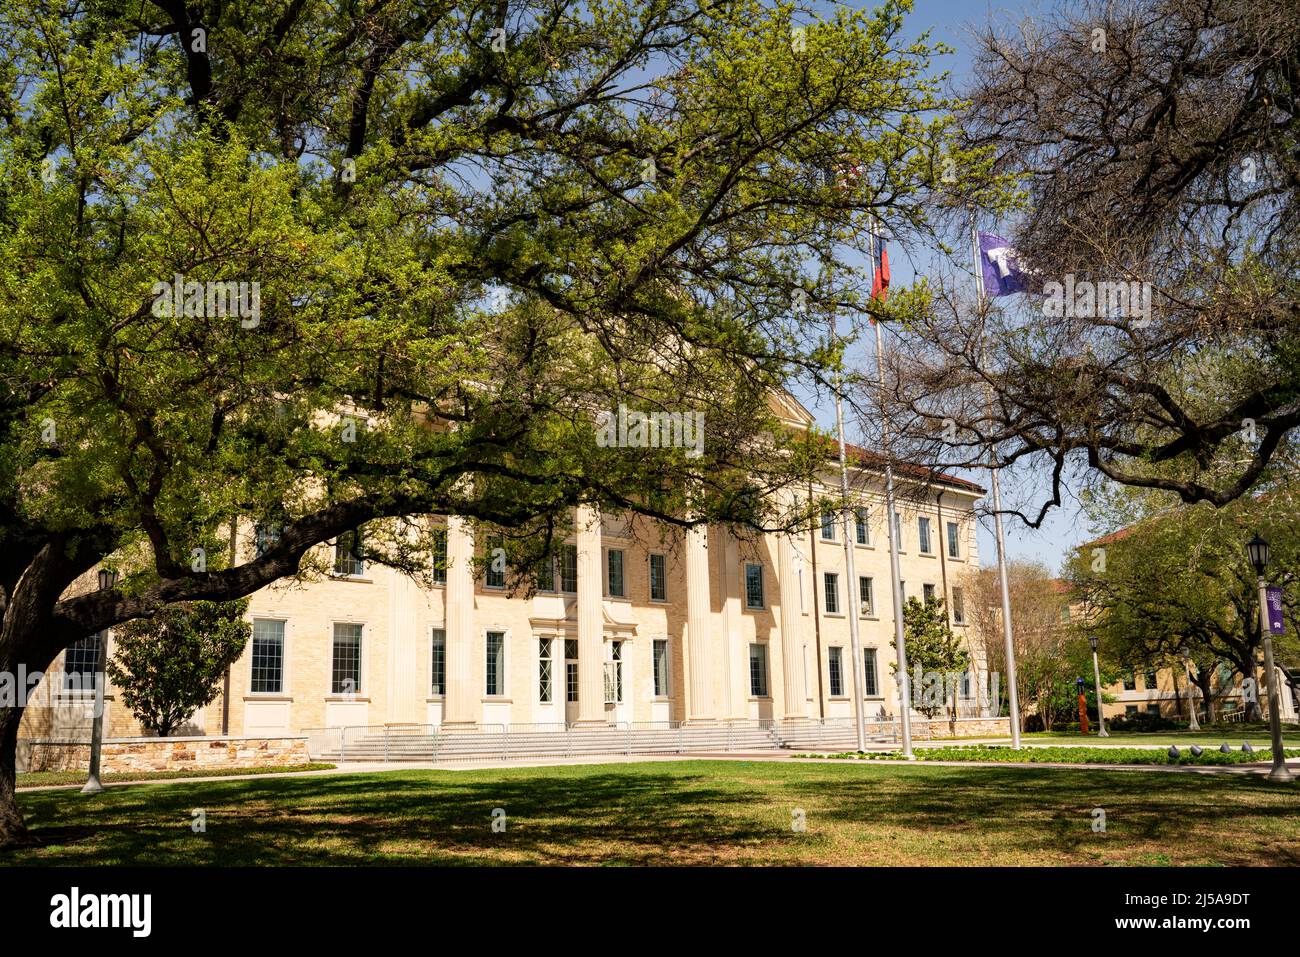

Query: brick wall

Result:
[20,736,311,774]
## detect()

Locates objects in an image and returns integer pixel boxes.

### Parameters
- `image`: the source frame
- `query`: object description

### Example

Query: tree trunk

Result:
[0,702,30,848]
[1239,654,1263,722]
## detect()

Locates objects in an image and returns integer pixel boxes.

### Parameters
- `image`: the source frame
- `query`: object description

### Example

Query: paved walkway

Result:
[20,748,1300,792]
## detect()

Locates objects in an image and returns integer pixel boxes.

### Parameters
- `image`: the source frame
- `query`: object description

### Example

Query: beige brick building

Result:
[21,396,990,742]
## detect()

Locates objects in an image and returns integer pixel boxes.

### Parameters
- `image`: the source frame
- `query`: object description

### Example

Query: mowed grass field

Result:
[7,760,1298,866]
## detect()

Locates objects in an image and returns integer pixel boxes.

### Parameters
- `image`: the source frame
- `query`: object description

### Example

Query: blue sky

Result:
[791,0,1091,576]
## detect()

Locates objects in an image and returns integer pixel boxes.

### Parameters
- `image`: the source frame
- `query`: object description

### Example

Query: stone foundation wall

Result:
[913,717,1013,739]
[20,736,310,773]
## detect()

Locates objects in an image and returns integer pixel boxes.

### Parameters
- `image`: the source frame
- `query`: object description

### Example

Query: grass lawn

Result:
[1023,731,1285,747]
[6,759,1298,866]
[803,745,1300,765]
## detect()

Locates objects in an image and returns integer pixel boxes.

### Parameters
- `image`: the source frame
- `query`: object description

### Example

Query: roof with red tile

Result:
[839,442,986,495]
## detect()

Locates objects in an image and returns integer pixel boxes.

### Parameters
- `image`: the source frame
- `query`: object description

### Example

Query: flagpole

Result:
[870,222,914,758]
[969,218,1022,749]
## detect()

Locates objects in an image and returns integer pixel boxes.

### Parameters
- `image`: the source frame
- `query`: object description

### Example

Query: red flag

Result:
[871,244,890,301]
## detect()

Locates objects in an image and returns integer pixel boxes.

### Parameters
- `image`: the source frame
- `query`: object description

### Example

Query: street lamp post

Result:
[1247,534,1293,783]
[1180,644,1201,732]
[1089,635,1108,737]
[81,568,117,795]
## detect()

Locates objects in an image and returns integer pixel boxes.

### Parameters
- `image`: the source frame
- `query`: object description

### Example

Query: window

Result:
[560,544,578,593]
[606,548,625,598]
[745,563,765,609]
[821,511,836,540]
[1125,705,1139,715]
[250,620,284,694]
[431,629,446,695]
[1123,671,1136,691]
[923,583,936,605]
[565,639,579,702]
[331,623,362,694]
[538,637,553,703]
[604,641,623,704]
[854,508,870,545]
[254,523,281,558]
[951,587,966,625]
[898,580,906,602]
[649,553,667,601]
[485,631,506,696]
[748,643,769,697]
[64,633,103,693]
[829,646,844,696]
[536,552,555,592]
[431,528,448,585]
[946,521,960,559]
[823,572,840,614]
[653,639,670,696]
[893,511,903,549]
[859,576,874,617]
[961,671,972,698]
[485,535,506,588]
[333,530,364,577]
[863,648,879,696]
[918,517,932,554]
[1145,669,1159,690]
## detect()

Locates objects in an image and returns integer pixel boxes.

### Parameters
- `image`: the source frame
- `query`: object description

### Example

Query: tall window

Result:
[946,521,960,559]
[1145,669,1159,690]
[863,648,879,696]
[431,629,446,695]
[898,580,906,603]
[745,563,765,609]
[560,544,578,593]
[828,646,844,696]
[565,639,579,702]
[923,583,936,605]
[892,511,903,549]
[605,641,624,704]
[606,549,625,598]
[538,637,553,703]
[649,553,667,601]
[250,620,284,694]
[653,639,670,696]
[855,508,870,545]
[918,517,932,554]
[64,633,103,692]
[823,572,840,614]
[951,587,966,625]
[254,523,281,558]
[485,631,506,696]
[331,623,362,694]
[748,643,769,697]
[431,528,448,585]
[485,535,506,588]
[859,576,874,617]
[820,511,836,540]
[536,552,555,592]
[1123,671,1136,691]
[333,530,364,577]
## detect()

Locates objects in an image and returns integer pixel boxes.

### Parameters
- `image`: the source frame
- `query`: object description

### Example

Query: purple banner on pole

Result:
[1266,586,1285,635]
[978,232,1029,297]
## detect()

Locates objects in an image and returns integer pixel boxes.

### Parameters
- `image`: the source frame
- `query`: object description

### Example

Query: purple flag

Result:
[1267,586,1285,635]
[978,232,1029,297]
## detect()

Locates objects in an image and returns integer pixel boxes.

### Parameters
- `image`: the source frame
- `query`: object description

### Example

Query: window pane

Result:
[536,552,555,592]
[923,583,936,605]
[64,633,103,692]
[431,629,446,695]
[560,544,578,593]
[855,508,869,545]
[485,535,506,588]
[431,528,448,585]
[859,576,873,616]
[485,631,505,696]
[538,637,552,703]
[821,511,835,540]
[607,549,624,597]
[251,620,284,694]
[331,623,362,694]
[649,554,667,601]
[947,521,960,558]
[748,643,769,697]
[829,647,843,697]
[863,648,879,696]
[918,518,931,553]
[334,530,364,576]
[823,572,839,614]
[565,639,578,702]
[653,639,669,696]
[745,564,764,609]
[952,587,965,624]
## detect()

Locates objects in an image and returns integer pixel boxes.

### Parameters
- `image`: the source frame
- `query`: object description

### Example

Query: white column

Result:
[575,504,606,725]
[778,531,807,721]
[685,521,715,722]
[442,515,477,728]
[387,565,423,724]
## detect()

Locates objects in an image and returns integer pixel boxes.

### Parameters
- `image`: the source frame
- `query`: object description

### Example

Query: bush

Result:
[1107,711,1183,733]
